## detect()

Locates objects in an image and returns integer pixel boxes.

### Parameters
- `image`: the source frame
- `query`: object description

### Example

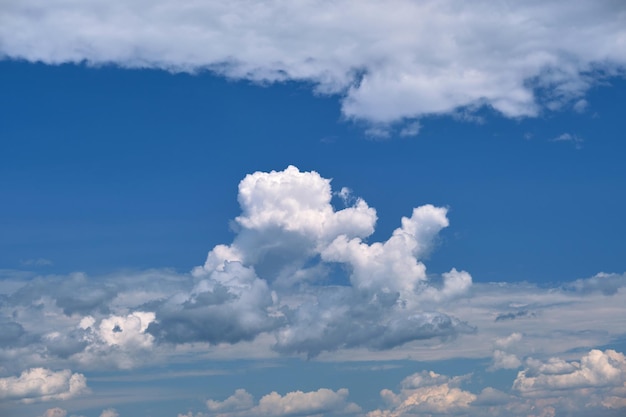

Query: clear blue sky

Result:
[1,2,626,417]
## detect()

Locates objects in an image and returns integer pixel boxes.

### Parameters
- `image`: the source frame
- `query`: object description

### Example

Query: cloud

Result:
[514,349,626,395]
[3,167,626,373]
[368,371,476,416]
[0,368,88,403]
[550,133,584,149]
[199,387,360,417]
[19,258,53,267]
[366,350,626,416]
[566,272,626,296]
[1,1,625,125]
[187,166,472,357]
[41,408,67,417]
[99,409,120,417]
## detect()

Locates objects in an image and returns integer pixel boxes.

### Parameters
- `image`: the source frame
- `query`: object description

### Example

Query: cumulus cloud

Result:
[514,349,626,395]
[3,166,626,377]
[0,166,473,368]
[1,1,625,125]
[0,368,88,403]
[368,371,476,416]
[566,272,626,296]
[41,408,67,417]
[199,387,360,417]
[187,166,473,356]
[99,409,120,417]
[365,349,626,417]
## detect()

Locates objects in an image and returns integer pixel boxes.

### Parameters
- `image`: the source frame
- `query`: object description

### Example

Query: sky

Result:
[1,1,626,416]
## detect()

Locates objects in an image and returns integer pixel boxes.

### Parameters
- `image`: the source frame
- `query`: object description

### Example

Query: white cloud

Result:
[99,409,120,417]
[368,371,476,416]
[0,368,88,403]
[399,122,422,138]
[366,350,626,416]
[1,1,625,125]
[2,167,626,373]
[514,349,626,395]
[41,408,67,417]
[551,133,584,148]
[491,350,522,370]
[201,387,360,417]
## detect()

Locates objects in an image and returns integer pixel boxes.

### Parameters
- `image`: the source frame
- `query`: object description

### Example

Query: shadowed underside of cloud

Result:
[1,0,625,125]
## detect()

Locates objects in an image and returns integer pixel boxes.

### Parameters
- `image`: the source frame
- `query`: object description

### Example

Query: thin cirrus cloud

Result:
[1,1,625,125]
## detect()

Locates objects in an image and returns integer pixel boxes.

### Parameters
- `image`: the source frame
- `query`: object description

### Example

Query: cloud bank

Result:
[1,166,626,412]
[182,349,626,417]
[1,0,625,124]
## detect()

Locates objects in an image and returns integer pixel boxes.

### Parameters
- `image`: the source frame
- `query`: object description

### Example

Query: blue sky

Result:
[1,2,626,417]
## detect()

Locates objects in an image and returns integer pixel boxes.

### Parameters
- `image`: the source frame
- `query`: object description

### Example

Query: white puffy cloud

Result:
[201,387,360,417]
[4,166,626,377]
[368,371,476,416]
[514,349,626,395]
[321,204,449,296]
[491,350,522,371]
[1,1,625,125]
[0,368,88,403]
[70,312,157,369]
[188,166,472,356]
[490,333,523,370]
[99,409,120,417]
[41,408,67,417]
[365,349,626,417]
[195,166,377,286]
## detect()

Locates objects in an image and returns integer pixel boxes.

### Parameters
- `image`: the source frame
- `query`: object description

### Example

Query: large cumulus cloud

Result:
[0,166,471,370]
[189,166,473,356]
[1,1,625,125]
[2,167,626,371]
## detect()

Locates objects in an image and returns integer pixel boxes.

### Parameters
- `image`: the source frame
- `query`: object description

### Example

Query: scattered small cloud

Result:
[551,133,584,149]
[399,121,422,137]
[20,258,53,267]
[573,99,588,113]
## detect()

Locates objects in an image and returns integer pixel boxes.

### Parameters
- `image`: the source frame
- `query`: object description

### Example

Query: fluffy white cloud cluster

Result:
[185,387,360,417]
[514,349,626,395]
[364,349,626,417]
[2,1,625,125]
[0,166,473,371]
[368,371,476,417]
[0,368,88,404]
[190,166,472,356]
[68,312,156,369]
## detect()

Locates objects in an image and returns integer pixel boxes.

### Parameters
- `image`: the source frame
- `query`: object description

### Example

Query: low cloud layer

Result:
[183,387,360,417]
[1,1,625,125]
[181,349,626,417]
